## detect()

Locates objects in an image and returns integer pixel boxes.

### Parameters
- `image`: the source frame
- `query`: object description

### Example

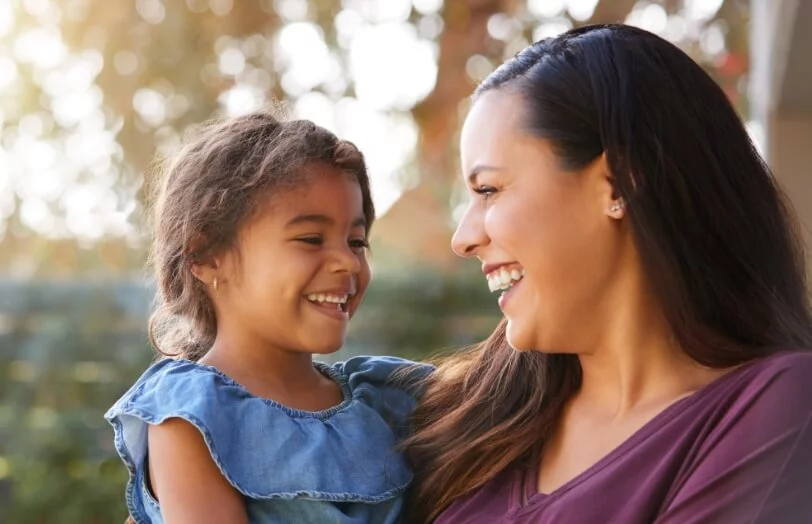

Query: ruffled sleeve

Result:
[104,358,421,507]
[334,355,434,440]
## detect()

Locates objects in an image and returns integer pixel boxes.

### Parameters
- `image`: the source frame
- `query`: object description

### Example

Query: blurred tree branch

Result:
[372,0,510,271]
[0,0,750,277]
[373,0,642,271]
[584,0,638,25]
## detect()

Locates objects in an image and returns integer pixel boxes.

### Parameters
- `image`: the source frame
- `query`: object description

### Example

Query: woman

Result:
[404,25,812,523]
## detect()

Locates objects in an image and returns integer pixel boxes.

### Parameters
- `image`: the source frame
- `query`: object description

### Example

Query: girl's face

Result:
[200,162,371,356]
[452,90,626,353]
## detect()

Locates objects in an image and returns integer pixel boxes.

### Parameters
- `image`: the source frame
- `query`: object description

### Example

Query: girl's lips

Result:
[305,298,349,320]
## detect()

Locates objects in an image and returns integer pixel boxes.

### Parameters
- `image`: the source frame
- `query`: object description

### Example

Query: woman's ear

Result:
[593,152,626,220]
[588,152,625,220]
[606,197,626,219]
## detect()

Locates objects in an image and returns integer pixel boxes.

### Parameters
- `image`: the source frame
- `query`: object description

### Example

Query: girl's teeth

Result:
[510,269,522,281]
[306,294,349,304]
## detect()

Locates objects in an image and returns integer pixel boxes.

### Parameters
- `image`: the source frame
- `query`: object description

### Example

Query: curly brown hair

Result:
[147,112,374,362]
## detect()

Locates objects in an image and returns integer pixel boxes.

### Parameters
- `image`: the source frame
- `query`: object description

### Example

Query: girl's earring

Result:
[212,277,219,291]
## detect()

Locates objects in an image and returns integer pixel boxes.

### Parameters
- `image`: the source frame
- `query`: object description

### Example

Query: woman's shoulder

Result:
[704,349,812,433]
[651,351,812,521]
[734,349,812,399]
[757,348,812,371]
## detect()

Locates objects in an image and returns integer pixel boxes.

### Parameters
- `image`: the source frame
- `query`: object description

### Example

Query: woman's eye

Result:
[473,185,497,199]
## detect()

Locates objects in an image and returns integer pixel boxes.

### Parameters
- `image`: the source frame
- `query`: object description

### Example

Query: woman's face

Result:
[452,89,627,353]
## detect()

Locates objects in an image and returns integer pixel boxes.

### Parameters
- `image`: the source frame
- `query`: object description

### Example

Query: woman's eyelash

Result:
[473,185,497,198]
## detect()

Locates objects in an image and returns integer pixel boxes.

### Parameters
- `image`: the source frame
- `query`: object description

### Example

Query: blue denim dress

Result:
[104,355,429,523]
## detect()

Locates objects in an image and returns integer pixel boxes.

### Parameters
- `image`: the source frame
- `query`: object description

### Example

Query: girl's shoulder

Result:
[328,355,434,437]
[104,355,434,427]
[104,358,241,424]
[104,356,428,503]
[331,354,434,393]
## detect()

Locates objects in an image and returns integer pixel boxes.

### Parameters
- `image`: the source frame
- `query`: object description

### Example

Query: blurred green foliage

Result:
[0,280,152,522]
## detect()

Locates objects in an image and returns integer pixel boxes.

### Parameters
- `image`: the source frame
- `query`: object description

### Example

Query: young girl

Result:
[105,113,428,523]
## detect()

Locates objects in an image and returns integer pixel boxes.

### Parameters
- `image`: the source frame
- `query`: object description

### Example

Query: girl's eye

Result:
[298,237,323,246]
[349,238,370,251]
[297,236,368,251]
[473,185,497,199]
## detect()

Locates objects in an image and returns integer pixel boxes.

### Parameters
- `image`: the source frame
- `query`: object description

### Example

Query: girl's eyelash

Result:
[349,238,370,249]
[298,237,323,245]
[297,237,368,249]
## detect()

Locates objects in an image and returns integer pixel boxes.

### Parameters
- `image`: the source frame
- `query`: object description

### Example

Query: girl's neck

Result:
[200,336,342,411]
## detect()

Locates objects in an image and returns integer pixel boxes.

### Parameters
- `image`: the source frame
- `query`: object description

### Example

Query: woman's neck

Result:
[574,264,724,418]
[576,335,709,418]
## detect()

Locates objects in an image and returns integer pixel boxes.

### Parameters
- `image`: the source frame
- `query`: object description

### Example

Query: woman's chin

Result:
[505,320,536,352]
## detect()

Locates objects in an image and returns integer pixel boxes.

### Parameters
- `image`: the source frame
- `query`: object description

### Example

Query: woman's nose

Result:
[451,204,487,258]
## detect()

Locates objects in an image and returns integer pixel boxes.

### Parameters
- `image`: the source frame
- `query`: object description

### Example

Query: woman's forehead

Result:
[461,92,525,156]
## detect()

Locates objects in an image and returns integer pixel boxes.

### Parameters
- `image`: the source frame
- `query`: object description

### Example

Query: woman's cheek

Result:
[486,201,525,250]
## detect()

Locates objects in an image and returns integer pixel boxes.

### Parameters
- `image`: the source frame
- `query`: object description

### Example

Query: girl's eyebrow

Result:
[285,214,366,228]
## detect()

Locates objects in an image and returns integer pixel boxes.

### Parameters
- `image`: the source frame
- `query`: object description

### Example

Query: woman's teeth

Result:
[306,294,349,310]
[486,268,525,293]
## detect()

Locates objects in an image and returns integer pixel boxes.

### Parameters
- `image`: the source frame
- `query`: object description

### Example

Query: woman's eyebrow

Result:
[467,164,503,185]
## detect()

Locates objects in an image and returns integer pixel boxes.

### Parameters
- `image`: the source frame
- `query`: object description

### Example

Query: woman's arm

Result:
[148,418,248,524]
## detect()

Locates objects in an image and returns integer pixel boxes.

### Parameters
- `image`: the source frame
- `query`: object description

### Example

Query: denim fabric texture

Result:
[104,356,430,523]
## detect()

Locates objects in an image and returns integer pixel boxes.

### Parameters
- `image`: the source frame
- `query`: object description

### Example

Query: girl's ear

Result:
[187,235,220,286]
[190,261,217,285]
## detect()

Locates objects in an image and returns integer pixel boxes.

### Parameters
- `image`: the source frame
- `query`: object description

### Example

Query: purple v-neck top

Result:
[436,351,812,524]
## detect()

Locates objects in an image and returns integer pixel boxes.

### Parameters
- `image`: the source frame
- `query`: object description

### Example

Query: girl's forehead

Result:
[247,170,365,227]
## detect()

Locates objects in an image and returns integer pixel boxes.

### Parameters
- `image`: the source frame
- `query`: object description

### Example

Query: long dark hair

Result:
[404,24,812,522]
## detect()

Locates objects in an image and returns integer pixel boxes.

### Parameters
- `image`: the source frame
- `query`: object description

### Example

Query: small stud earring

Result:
[609,200,624,214]
[212,277,219,291]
